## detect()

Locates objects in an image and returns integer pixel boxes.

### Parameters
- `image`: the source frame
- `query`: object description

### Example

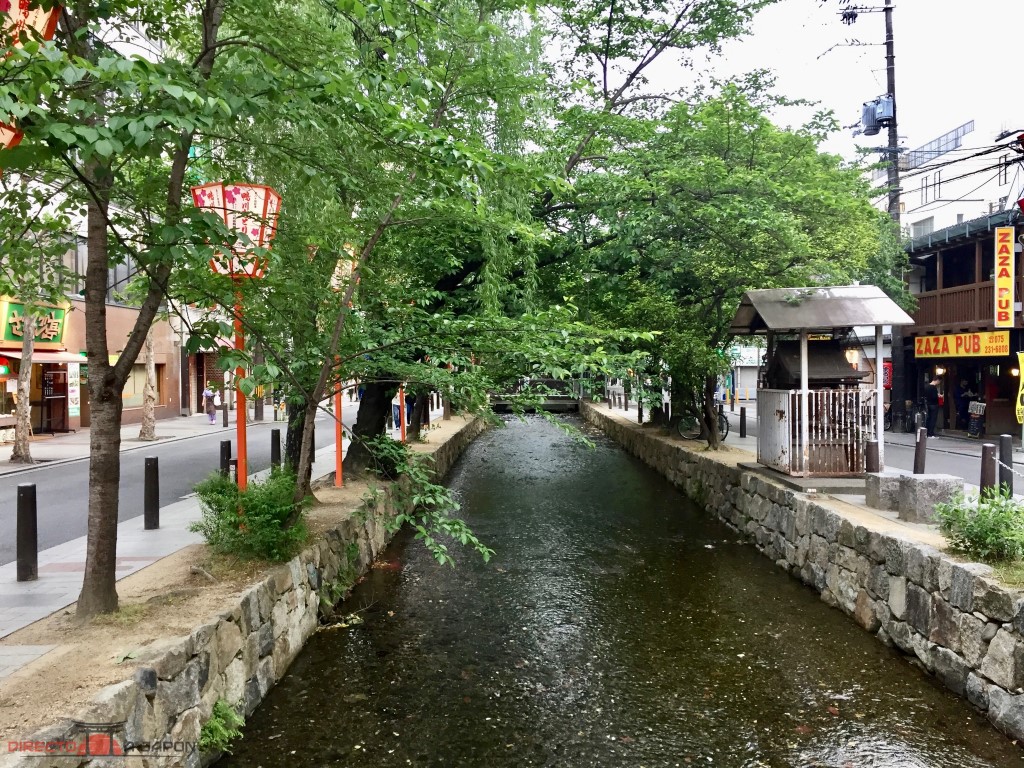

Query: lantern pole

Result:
[334,377,343,487]
[234,289,248,490]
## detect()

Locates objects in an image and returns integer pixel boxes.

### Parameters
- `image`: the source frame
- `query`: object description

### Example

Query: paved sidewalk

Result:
[0,402,442,677]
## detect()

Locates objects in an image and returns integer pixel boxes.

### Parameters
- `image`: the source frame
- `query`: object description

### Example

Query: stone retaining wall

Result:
[2,417,485,768]
[581,402,1024,745]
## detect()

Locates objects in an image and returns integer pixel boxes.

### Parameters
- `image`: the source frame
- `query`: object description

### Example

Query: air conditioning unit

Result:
[862,101,881,136]
[875,95,895,125]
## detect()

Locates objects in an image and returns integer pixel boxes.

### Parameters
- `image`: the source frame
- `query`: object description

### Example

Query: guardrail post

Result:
[220,440,232,478]
[144,457,159,530]
[739,407,747,439]
[865,440,879,473]
[17,484,37,582]
[999,434,1013,493]
[271,428,281,469]
[913,428,927,474]
[981,443,997,495]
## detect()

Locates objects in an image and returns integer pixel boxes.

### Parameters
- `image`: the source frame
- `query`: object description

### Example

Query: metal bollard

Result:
[865,440,880,473]
[220,440,232,478]
[637,401,643,424]
[17,484,37,582]
[999,434,1013,494]
[739,407,747,439]
[222,401,229,427]
[144,457,159,530]
[981,443,997,496]
[730,395,735,413]
[913,428,927,474]
[228,459,239,484]
[271,428,281,469]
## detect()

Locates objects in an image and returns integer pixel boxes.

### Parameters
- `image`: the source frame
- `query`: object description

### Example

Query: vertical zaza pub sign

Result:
[995,226,1015,328]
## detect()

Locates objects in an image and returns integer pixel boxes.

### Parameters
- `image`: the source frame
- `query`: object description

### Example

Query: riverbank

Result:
[0,415,484,768]
[581,400,1024,748]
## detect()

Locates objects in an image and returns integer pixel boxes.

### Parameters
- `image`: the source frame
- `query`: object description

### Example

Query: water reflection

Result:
[221,416,1023,767]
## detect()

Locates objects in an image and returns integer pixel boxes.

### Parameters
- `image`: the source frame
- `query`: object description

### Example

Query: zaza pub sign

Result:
[914,331,1010,358]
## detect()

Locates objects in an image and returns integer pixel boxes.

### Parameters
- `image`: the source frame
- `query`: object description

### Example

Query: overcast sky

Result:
[699,0,1020,161]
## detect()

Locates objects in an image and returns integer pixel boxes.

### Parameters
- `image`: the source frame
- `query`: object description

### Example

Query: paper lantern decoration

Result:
[190,182,282,278]
[1,0,62,158]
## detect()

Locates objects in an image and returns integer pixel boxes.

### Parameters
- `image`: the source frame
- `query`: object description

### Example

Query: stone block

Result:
[967,672,990,711]
[868,565,890,601]
[866,472,901,511]
[906,583,933,635]
[950,563,995,612]
[959,612,989,667]
[214,620,243,673]
[980,629,1024,690]
[905,545,940,591]
[897,474,963,524]
[929,596,960,653]
[77,679,140,724]
[134,636,193,681]
[854,590,880,633]
[988,687,1024,741]
[134,666,158,698]
[156,658,201,718]
[239,587,261,635]
[889,576,908,620]
[930,645,970,697]
[888,621,914,654]
[973,579,1018,622]
[884,537,909,575]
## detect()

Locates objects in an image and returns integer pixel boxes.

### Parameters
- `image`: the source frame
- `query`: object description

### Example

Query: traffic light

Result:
[0,357,9,376]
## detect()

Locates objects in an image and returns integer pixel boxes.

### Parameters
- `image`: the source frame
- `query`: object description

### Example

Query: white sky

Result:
[702,0,1021,162]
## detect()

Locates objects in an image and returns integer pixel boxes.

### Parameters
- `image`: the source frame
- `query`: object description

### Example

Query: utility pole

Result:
[881,0,907,423]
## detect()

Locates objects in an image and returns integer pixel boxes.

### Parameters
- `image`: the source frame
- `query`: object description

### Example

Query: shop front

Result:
[0,297,84,436]
[912,329,1020,436]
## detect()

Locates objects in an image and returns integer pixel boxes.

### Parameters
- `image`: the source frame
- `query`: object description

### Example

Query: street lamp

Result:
[1,0,63,164]
[190,181,282,490]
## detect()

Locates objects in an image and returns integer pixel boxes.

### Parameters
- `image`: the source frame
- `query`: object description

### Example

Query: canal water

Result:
[221,416,1024,767]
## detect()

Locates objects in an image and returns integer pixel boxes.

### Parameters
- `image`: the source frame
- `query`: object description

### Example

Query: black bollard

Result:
[913,428,927,474]
[220,440,232,478]
[637,400,643,424]
[17,484,37,582]
[271,428,281,469]
[222,400,229,427]
[865,440,880,473]
[981,443,997,496]
[740,407,747,439]
[999,434,1013,494]
[144,457,160,530]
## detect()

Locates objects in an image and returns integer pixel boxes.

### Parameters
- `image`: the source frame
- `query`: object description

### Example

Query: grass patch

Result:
[991,560,1024,588]
[91,603,148,627]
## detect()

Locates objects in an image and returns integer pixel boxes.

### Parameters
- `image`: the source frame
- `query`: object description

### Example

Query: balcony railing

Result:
[911,279,1020,330]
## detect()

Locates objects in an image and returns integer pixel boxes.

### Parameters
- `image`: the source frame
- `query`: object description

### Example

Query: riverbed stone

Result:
[980,629,1024,691]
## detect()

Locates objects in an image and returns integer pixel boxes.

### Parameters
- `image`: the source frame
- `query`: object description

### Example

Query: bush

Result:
[198,699,244,755]
[935,486,1024,561]
[190,470,308,561]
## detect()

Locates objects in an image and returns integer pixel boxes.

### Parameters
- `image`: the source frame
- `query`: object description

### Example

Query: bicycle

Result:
[677,406,729,442]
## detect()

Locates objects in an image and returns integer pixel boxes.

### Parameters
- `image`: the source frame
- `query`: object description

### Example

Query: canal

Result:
[221,416,1024,767]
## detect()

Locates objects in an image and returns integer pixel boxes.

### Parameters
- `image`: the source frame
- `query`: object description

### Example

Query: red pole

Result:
[234,292,247,490]
[334,381,343,487]
[399,385,407,443]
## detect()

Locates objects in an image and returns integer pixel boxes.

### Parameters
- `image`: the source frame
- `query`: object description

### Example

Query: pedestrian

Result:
[924,377,941,438]
[203,384,218,424]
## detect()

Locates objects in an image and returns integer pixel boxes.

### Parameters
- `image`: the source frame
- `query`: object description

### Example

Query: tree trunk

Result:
[408,395,426,441]
[284,398,306,477]
[342,381,393,476]
[138,328,157,440]
[703,374,720,450]
[253,346,264,422]
[10,312,34,464]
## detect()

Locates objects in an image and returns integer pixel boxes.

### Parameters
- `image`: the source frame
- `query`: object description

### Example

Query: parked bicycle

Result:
[677,403,729,441]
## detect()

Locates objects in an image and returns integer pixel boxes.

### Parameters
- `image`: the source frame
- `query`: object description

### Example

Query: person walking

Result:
[924,377,941,438]
[203,384,218,424]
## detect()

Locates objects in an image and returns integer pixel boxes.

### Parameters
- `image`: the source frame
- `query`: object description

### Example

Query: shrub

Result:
[191,470,308,561]
[935,486,1024,561]
[198,699,244,755]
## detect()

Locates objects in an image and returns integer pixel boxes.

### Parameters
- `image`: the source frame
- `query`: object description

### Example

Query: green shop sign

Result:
[0,302,67,345]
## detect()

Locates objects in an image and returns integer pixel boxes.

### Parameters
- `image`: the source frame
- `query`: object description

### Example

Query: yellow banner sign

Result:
[1018,352,1024,425]
[995,226,1015,328]
[914,331,1010,358]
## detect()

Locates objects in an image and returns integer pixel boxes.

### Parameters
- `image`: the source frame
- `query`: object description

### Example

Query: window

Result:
[122,364,163,408]
[957,214,965,224]
[921,175,930,205]
[911,218,934,239]
[932,170,941,200]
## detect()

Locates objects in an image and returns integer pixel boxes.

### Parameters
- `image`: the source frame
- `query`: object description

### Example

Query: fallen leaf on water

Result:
[827,705,840,716]
[795,724,813,735]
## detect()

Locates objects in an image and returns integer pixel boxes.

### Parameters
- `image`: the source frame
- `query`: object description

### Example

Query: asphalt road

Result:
[0,412,340,566]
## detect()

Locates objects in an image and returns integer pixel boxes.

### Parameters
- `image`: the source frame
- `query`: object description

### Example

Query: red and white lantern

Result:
[190,182,282,278]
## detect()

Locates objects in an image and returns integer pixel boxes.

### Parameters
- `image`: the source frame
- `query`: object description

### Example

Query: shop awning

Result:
[1,350,88,363]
